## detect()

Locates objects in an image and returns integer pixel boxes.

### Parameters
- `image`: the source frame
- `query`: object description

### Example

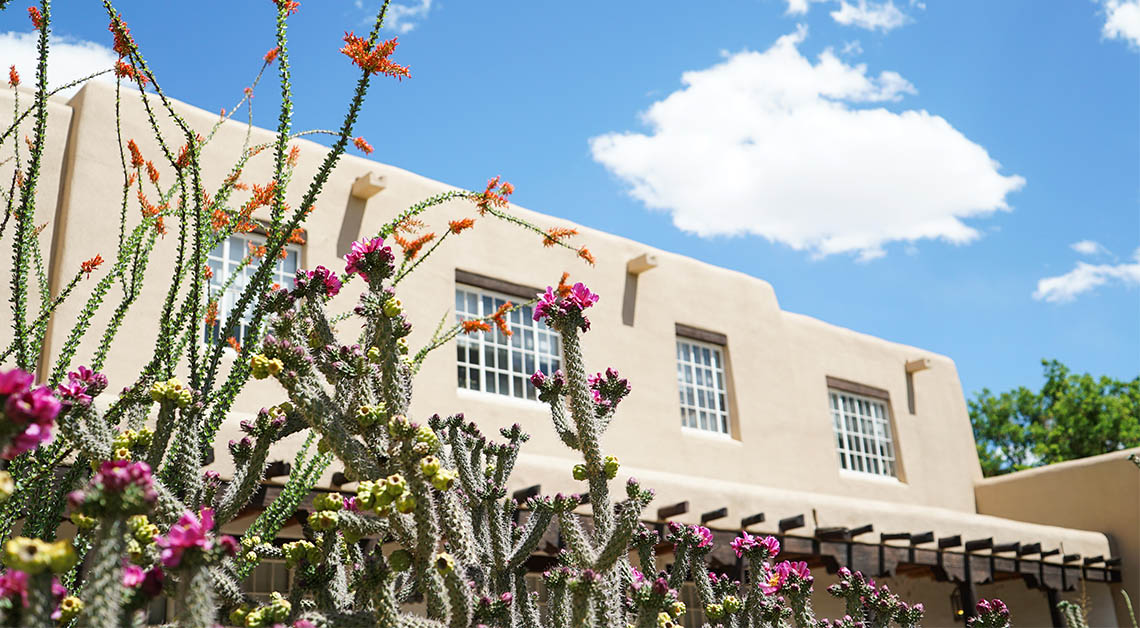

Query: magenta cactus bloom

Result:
[760,560,811,595]
[122,564,145,587]
[693,525,714,549]
[295,265,342,297]
[344,236,392,282]
[533,282,600,332]
[0,375,60,459]
[155,508,216,568]
[0,369,33,396]
[0,570,28,608]
[95,460,155,495]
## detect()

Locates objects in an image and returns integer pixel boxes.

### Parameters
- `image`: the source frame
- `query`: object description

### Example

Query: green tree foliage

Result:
[969,359,1140,476]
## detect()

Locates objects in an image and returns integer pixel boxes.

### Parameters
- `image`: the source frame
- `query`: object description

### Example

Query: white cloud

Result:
[1102,0,1140,48]
[589,28,1026,260]
[831,0,909,32]
[0,31,117,97]
[1033,249,1140,303]
[1070,239,1110,256]
[840,40,864,56]
[785,0,829,15]
[385,0,433,34]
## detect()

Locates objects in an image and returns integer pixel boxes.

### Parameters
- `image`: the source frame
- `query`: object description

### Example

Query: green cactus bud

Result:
[395,493,417,514]
[0,471,14,502]
[572,464,588,481]
[420,456,441,478]
[434,552,455,574]
[705,603,724,620]
[670,601,686,618]
[603,455,620,480]
[415,425,440,452]
[229,606,250,626]
[367,346,382,363]
[430,469,456,491]
[309,511,339,531]
[389,549,413,572]
[314,492,344,512]
[382,297,402,317]
[45,540,77,573]
[70,512,96,530]
[384,475,407,497]
[57,596,82,622]
[723,595,741,614]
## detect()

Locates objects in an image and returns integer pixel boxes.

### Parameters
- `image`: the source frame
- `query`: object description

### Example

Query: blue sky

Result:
[2,0,1137,398]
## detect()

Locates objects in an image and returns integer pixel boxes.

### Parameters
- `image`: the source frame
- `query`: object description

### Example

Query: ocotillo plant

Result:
[0,0,993,627]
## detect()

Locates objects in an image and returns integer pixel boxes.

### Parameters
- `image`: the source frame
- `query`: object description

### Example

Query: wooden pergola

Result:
[230,481,1124,627]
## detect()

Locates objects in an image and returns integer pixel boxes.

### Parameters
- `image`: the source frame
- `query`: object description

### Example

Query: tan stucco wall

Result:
[6,80,987,515]
[976,449,1140,626]
[0,88,74,346]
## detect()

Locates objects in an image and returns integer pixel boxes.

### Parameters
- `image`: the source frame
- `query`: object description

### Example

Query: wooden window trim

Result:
[826,376,890,401]
[455,269,540,301]
[675,323,727,346]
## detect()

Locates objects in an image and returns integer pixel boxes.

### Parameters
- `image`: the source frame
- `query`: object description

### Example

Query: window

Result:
[241,560,291,603]
[455,285,561,400]
[204,233,300,347]
[676,338,730,435]
[830,390,897,478]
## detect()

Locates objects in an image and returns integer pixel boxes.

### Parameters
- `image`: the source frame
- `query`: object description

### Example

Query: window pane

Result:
[676,339,730,435]
[454,284,560,400]
[829,390,896,478]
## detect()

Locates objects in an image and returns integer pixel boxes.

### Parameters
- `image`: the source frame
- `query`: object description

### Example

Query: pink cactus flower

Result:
[155,508,216,568]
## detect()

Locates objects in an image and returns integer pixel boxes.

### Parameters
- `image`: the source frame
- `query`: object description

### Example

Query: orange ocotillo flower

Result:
[543,227,577,247]
[28,6,43,29]
[145,160,159,184]
[8,66,18,88]
[353,136,374,155]
[274,0,300,15]
[264,46,280,64]
[474,176,514,215]
[205,300,219,326]
[127,139,144,168]
[448,218,475,234]
[460,320,491,335]
[80,255,104,278]
[340,33,410,80]
[114,60,148,87]
[577,246,596,266]
[401,232,435,260]
[556,271,572,298]
[490,301,513,337]
[109,18,134,58]
[226,336,242,352]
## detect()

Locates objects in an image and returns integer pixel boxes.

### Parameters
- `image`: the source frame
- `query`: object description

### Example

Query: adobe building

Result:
[1,81,1133,626]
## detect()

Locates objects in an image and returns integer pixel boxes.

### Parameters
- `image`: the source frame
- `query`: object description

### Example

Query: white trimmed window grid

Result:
[676,338,730,435]
[204,233,300,347]
[241,560,291,603]
[455,286,561,401]
[830,390,897,478]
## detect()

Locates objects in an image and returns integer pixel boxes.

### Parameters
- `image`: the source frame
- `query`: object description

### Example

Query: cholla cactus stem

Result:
[558,330,613,538]
[178,564,217,628]
[81,517,127,627]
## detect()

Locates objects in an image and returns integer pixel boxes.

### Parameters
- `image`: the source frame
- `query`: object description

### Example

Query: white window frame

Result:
[676,337,730,435]
[454,284,561,402]
[829,389,898,478]
[241,559,291,603]
[203,232,301,348]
